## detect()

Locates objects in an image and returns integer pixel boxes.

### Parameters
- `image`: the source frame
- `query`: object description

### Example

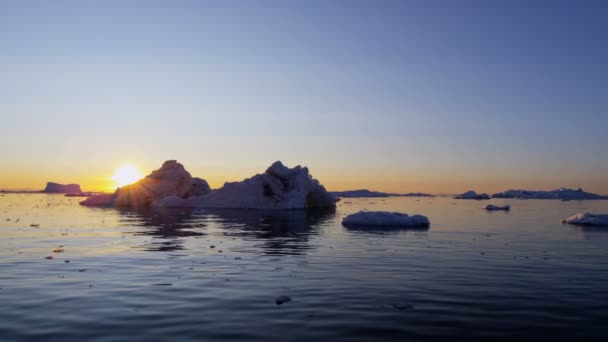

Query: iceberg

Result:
[82,160,337,210]
[341,211,430,228]
[331,189,391,198]
[153,161,337,210]
[43,182,82,194]
[485,204,510,211]
[81,160,210,207]
[454,191,490,200]
[492,188,605,200]
[330,189,434,198]
[562,213,608,226]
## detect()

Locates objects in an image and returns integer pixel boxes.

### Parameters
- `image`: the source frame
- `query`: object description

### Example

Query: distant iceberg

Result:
[485,204,510,211]
[330,189,434,198]
[44,182,81,194]
[82,160,337,210]
[492,188,605,200]
[331,190,390,198]
[562,213,608,226]
[454,191,490,200]
[342,211,429,228]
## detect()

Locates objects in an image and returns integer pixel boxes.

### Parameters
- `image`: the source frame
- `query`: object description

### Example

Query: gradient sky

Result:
[1,0,607,193]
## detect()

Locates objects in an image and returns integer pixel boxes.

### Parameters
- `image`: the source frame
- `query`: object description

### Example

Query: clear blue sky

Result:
[0,0,606,193]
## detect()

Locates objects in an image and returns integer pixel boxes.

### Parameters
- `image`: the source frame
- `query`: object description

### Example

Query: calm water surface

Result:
[1,194,608,341]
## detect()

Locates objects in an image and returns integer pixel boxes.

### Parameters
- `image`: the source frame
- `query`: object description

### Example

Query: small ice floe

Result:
[454,191,490,200]
[275,295,292,305]
[485,204,510,211]
[342,211,429,228]
[562,213,608,226]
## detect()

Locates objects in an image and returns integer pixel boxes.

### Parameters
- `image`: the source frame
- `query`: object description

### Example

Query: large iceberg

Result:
[342,211,430,228]
[454,190,490,200]
[562,213,608,226]
[492,188,605,200]
[82,160,337,210]
[81,160,210,207]
[43,182,82,194]
[153,161,337,209]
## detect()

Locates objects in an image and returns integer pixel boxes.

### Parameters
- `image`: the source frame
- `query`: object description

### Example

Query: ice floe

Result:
[485,204,510,211]
[341,211,429,228]
[562,213,608,226]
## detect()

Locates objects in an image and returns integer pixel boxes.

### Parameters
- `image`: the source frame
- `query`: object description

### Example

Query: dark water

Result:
[1,194,608,341]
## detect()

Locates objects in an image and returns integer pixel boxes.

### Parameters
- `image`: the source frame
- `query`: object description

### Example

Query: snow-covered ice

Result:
[341,211,430,228]
[82,160,337,210]
[562,213,608,226]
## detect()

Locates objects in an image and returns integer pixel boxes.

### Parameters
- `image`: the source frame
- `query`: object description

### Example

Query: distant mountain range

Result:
[491,188,608,200]
[330,189,434,198]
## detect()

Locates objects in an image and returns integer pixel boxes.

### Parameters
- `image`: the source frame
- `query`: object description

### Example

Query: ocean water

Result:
[1,193,608,341]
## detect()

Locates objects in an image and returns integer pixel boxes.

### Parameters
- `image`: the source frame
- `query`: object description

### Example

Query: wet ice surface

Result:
[1,194,608,341]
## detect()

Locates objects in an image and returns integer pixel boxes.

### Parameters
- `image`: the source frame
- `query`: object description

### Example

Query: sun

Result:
[111,164,143,188]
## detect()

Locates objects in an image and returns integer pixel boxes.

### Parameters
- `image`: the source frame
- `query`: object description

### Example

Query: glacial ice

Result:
[485,204,510,211]
[341,211,430,228]
[82,160,337,210]
[44,182,82,194]
[562,213,608,226]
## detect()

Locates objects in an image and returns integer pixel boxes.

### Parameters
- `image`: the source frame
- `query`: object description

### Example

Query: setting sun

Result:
[111,164,143,188]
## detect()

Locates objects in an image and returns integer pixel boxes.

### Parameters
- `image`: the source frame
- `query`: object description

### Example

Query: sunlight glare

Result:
[111,164,143,188]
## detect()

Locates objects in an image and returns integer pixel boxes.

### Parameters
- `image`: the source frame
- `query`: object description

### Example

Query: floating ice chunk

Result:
[454,191,490,200]
[80,193,115,206]
[342,211,429,228]
[485,204,510,211]
[562,213,608,226]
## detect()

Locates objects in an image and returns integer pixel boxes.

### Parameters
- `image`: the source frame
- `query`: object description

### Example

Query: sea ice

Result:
[341,211,430,228]
[485,204,510,211]
[562,213,608,226]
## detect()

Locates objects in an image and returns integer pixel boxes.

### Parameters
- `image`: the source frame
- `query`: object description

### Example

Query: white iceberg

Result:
[341,211,430,228]
[82,160,337,210]
[153,161,337,210]
[562,213,608,226]
[455,190,490,200]
[485,204,510,211]
[81,160,210,207]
